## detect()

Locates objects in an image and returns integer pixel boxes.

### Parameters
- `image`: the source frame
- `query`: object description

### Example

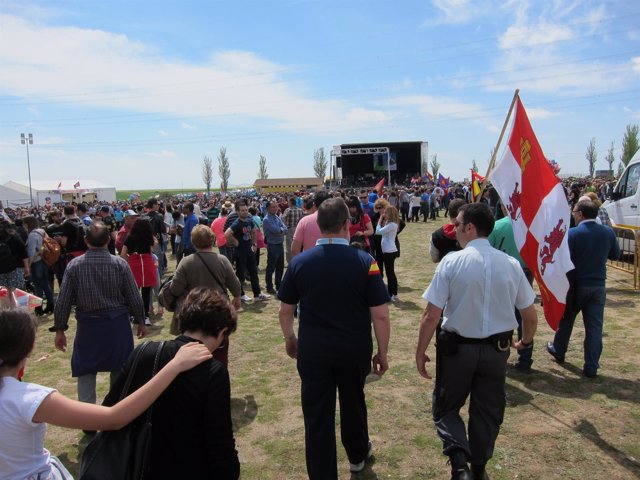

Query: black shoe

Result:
[582,369,597,379]
[34,306,44,316]
[449,450,471,480]
[546,342,565,364]
[513,362,532,374]
[471,464,489,480]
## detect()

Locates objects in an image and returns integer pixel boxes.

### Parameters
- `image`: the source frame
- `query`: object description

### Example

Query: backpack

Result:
[0,239,14,274]
[64,218,87,252]
[39,231,61,266]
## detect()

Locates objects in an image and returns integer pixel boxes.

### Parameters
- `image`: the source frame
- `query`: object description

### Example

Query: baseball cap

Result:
[124,210,139,217]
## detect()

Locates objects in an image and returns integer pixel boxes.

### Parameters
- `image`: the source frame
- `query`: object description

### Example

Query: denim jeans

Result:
[552,285,606,376]
[265,243,284,290]
[30,260,54,307]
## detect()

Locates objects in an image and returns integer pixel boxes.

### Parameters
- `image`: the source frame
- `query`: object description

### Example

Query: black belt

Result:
[455,330,512,342]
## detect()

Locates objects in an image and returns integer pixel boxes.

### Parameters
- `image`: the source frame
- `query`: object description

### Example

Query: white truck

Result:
[603,151,640,229]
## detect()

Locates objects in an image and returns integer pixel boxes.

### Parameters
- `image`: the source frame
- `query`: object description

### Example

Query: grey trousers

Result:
[432,343,509,465]
[77,371,120,404]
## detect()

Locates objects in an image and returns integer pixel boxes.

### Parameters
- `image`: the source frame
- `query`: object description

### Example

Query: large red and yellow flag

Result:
[374,178,385,195]
[489,96,574,330]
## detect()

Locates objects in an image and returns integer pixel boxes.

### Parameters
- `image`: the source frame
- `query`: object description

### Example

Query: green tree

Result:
[258,155,268,179]
[202,155,213,194]
[620,124,639,166]
[218,146,231,192]
[472,159,479,174]
[617,162,625,177]
[313,147,328,180]
[430,153,440,179]
[585,137,597,178]
[605,141,615,173]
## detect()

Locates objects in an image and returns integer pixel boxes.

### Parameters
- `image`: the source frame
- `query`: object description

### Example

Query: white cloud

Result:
[526,108,556,119]
[427,0,476,25]
[0,13,392,135]
[498,23,573,50]
[146,150,176,158]
[181,122,196,130]
[632,57,640,73]
[158,130,168,136]
[382,94,485,120]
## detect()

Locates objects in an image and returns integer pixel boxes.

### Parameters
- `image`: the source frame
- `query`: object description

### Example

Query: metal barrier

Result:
[608,226,639,290]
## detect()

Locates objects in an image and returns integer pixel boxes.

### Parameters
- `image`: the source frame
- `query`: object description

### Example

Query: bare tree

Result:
[257,155,268,179]
[620,124,639,167]
[430,154,440,179]
[605,141,615,173]
[218,147,231,192]
[585,137,597,178]
[313,147,328,180]
[202,155,214,194]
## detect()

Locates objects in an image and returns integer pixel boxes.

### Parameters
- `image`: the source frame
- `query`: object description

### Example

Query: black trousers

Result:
[297,356,371,480]
[433,343,509,465]
[382,252,397,296]
[234,247,261,296]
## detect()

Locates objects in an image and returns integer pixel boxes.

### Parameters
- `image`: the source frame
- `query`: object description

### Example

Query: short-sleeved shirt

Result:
[488,216,526,269]
[211,216,228,247]
[229,218,254,249]
[423,238,535,338]
[0,378,55,480]
[278,241,389,362]
[292,212,322,252]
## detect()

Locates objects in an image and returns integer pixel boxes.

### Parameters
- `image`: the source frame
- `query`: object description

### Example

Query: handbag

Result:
[158,275,176,311]
[79,341,166,480]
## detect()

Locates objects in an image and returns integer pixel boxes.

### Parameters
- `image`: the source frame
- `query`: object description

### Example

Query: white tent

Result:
[1,180,117,207]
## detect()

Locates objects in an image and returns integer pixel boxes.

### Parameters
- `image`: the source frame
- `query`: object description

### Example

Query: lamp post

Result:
[20,133,34,207]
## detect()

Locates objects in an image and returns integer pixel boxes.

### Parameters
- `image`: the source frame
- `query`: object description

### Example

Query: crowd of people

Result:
[0,172,624,480]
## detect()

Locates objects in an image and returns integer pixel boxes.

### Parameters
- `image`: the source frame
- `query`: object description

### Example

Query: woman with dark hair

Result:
[120,217,157,325]
[104,287,241,479]
[0,309,212,480]
[0,220,29,308]
[347,196,374,252]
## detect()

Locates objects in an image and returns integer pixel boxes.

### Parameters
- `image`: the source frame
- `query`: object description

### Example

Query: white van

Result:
[603,152,640,229]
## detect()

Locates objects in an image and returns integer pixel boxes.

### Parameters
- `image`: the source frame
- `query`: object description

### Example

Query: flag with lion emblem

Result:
[490,96,574,331]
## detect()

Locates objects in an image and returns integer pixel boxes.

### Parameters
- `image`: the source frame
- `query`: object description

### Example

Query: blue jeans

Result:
[30,260,54,307]
[552,285,606,376]
[265,243,284,291]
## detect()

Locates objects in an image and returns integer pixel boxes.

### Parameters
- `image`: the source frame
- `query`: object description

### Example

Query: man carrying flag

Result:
[489,94,574,332]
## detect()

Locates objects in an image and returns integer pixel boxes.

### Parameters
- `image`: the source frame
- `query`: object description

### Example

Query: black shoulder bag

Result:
[79,341,166,480]
[195,252,227,293]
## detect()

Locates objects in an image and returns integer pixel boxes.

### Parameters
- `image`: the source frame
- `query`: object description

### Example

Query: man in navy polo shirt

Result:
[278,197,390,479]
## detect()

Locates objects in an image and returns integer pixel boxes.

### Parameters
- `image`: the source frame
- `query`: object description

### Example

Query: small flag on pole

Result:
[57,182,62,189]
[74,181,80,189]
[437,173,449,189]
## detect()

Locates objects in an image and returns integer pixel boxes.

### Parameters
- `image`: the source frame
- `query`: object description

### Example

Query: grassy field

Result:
[27,217,640,479]
[115,189,210,201]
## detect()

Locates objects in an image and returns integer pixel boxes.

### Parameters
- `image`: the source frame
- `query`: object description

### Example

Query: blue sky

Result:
[1,0,639,189]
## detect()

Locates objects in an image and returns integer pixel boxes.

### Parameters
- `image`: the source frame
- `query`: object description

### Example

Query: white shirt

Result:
[423,238,535,338]
[375,222,398,253]
[0,378,55,480]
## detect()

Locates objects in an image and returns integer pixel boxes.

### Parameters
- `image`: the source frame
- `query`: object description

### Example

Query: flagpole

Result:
[477,88,519,201]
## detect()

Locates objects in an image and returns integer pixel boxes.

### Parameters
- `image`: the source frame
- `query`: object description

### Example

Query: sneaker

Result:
[144,317,152,326]
[349,441,373,473]
[256,293,271,301]
[390,295,400,302]
[241,294,253,303]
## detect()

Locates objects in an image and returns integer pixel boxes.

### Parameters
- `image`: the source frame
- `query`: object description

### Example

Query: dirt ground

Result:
[27,216,640,479]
